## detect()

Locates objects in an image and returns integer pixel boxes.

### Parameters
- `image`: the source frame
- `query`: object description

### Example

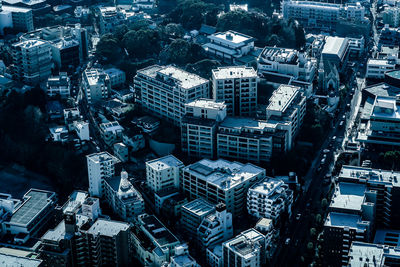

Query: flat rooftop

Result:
[219,117,280,131]
[140,214,179,247]
[325,212,369,230]
[339,165,400,186]
[0,252,42,267]
[226,229,264,258]
[371,96,400,119]
[62,191,88,214]
[146,155,183,171]
[250,178,287,197]
[211,30,254,44]
[87,219,129,237]
[329,182,366,212]
[185,159,265,190]
[84,69,107,86]
[212,66,257,79]
[259,47,299,64]
[322,36,348,59]
[186,98,226,110]
[182,198,215,217]
[349,242,400,266]
[87,151,119,164]
[267,85,300,113]
[2,5,32,12]
[367,58,395,66]
[10,189,55,226]
[13,39,48,49]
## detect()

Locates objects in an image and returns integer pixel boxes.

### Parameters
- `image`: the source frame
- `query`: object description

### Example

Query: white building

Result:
[222,229,267,267]
[73,120,90,141]
[282,1,366,30]
[87,152,120,197]
[181,99,227,159]
[135,65,209,126]
[99,121,124,146]
[0,5,33,34]
[212,66,257,116]
[83,68,111,104]
[197,203,233,250]
[104,171,145,222]
[203,31,255,64]
[104,67,126,88]
[247,178,293,221]
[145,155,184,193]
[47,72,70,98]
[206,245,223,267]
[266,84,306,142]
[182,159,265,216]
[382,7,400,27]
[366,58,396,79]
[98,7,119,34]
[168,244,199,267]
[12,39,52,85]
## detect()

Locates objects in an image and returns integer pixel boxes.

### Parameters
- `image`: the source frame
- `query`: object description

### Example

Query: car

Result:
[332,136,337,141]
[321,158,326,165]
[296,213,301,220]
[339,121,344,128]
[285,238,291,245]
[323,149,330,154]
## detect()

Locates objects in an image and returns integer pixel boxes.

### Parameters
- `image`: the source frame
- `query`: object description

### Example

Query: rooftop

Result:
[13,39,48,49]
[185,159,265,190]
[10,189,55,226]
[219,117,280,131]
[62,191,88,214]
[339,165,400,186]
[2,5,32,13]
[87,218,129,237]
[329,182,366,212]
[374,229,400,247]
[87,151,119,164]
[259,47,299,65]
[0,251,42,267]
[212,66,257,79]
[250,177,288,197]
[186,98,226,111]
[211,30,255,44]
[322,36,348,59]
[84,68,108,86]
[348,242,400,266]
[325,212,369,230]
[367,58,395,66]
[371,96,400,119]
[146,155,183,171]
[267,85,300,113]
[139,214,179,247]
[225,229,264,258]
[182,198,215,217]
[105,173,142,202]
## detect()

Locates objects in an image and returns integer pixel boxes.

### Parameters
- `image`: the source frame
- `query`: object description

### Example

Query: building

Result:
[0,247,43,267]
[282,1,366,30]
[203,31,255,64]
[181,99,227,159]
[87,152,120,198]
[40,192,131,267]
[47,73,71,98]
[247,177,293,221]
[357,95,400,147]
[181,198,216,241]
[0,5,33,34]
[206,244,223,267]
[366,58,397,80]
[266,84,306,142]
[0,189,57,243]
[257,46,316,90]
[83,68,111,104]
[73,120,89,141]
[383,7,400,27]
[181,159,266,216]
[347,242,400,266]
[135,65,209,126]
[12,39,52,85]
[222,228,266,267]
[104,67,126,88]
[131,214,181,267]
[321,36,350,69]
[99,121,124,146]
[211,66,257,116]
[2,0,50,15]
[168,244,198,267]
[113,142,129,162]
[98,7,120,34]
[104,171,145,222]
[145,155,184,193]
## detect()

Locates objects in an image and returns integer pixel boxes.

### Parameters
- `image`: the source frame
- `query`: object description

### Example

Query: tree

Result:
[315,214,322,225]
[321,198,328,210]
[96,34,123,63]
[307,242,314,252]
[310,228,317,238]
[164,23,185,38]
[160,39,206,65]
[185,59,221,79]
[114,24,129,41]
[123,29,161,59]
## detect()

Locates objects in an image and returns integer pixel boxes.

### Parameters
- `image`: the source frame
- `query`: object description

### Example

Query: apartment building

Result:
[0,5,33,33]
[87,152,120,198]
[203,31,255,64]
[104,171,145,222]
[181,159,266,216]
[181,198,216,241]
[146,155,184,193]
[135,65,209,126]
[0,189,57,243]
[181,99,227,159]
[383,7,400,27]
[46,73,70,98]
[12,39,52,85]
[104,67,126,88]
[98,7,119,34]
[131,214,181,267]
[83,68,111,104]
[212,66,257,116]
[99,121,124,146]
[247,178,293,221]
[266,84,306,142]
[222,229,267,267]
[282,1,366,30]
[366,58,396,79]
[168,244,199,267]
[347,242,400,266]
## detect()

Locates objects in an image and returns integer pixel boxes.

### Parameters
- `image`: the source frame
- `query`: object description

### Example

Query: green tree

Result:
[123,29,161,59]
[185,59,221,79]
[164,23,185,38]
[160,39,206,65]
[310,228,317,238]
[307,242,314,252]
[321,198,328,210]
[96,33,123,63]
[315,214,322,225]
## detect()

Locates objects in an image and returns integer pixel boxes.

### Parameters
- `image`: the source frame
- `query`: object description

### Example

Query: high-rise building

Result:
[181,99,227,159]
[212,66,257,117]
[0,5,33,34]
[347,242,400,266]
[12,39,52,85]
[182,159,265,216]
[134,65,209,126]
[87,152,120,198]
[247,177,293,221]
[145,155,184,193]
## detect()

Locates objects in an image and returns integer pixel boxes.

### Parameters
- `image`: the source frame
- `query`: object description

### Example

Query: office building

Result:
[347,242,400,266]
[104,171,145,222]
[212,66,257,116]
[0,5,33,34]
[181,198,216,241]
[0,189,57,243]
[366,59,396,80]
[203,31,255,64]
[282,1,366,30]
[0,247,43,267]
[181,99,227,159]
[197,203,233,250]
[135,65,209,126]
[47,73,70,98]
[87,152,120,198]
[266,84,306,142]
[83,68,111,104]
[247,177,293,221]
[99,121,124,146]
[222,229,267,267]
[182,159,265,216]
[131,214,181,267]
[12,39,52,85]
[145,155,184,193]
